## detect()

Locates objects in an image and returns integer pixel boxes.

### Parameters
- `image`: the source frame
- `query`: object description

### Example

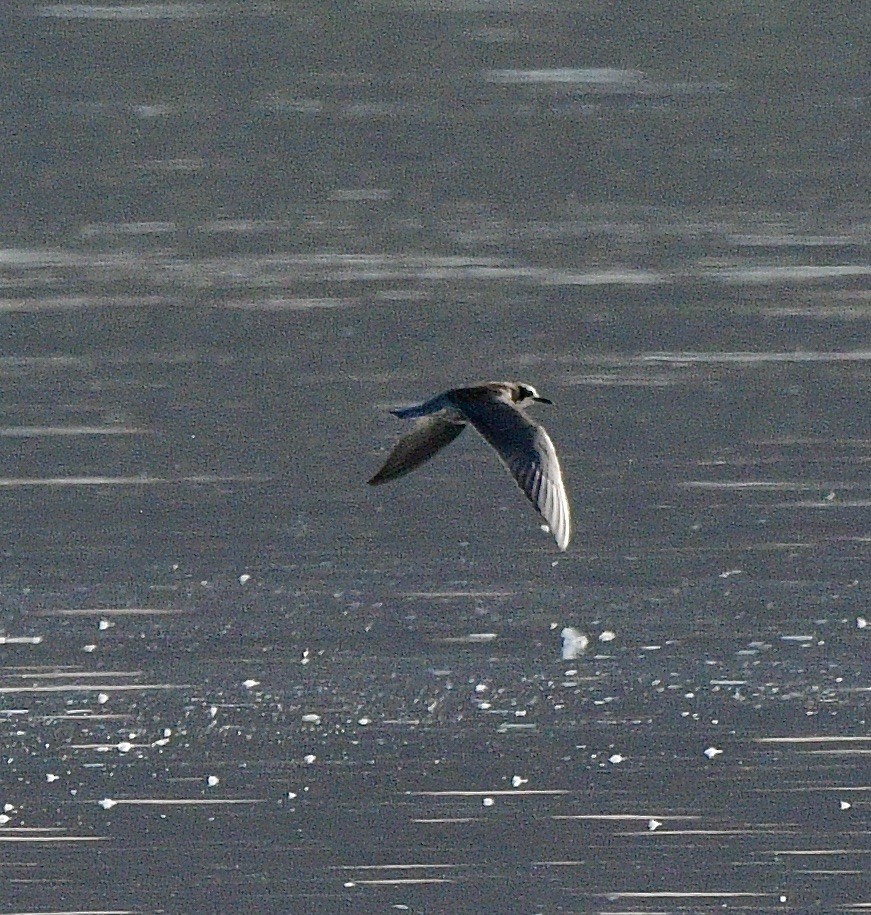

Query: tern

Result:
[368,382,571,550]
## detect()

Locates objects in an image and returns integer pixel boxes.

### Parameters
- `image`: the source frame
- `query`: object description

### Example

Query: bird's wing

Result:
[458,399,571,550]
[368,415,466,486]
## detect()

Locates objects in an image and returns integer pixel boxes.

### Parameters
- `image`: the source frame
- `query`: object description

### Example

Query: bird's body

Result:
[368,382,571,550]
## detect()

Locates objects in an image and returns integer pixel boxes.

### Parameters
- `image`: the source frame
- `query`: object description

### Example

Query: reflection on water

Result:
[1,1,868,912]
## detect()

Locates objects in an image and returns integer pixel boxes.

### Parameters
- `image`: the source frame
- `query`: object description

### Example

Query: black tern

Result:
[368,382,571,550]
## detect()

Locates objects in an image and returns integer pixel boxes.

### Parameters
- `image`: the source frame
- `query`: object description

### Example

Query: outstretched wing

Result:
[368,415,466,486]
[458,398,571,550]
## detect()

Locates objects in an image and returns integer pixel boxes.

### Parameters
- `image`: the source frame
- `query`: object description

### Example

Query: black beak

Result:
[533,396,553,404]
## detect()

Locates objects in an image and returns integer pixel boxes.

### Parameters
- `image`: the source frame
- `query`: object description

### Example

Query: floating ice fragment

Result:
[0,815,9,824]
[301,714,321,724]
[857,617,867,629]
[99,620,112,630]
[303,754,316,764]
[3,804,13,812]
[482,797,495,807]
[98,693,109,704]
[704,746,723,759]
[117,742,133,753]
[561,627,589,660]
[83,644,96,652]
[840,800,851,810]
[608,754,625,764]
[98,798,117,809]
[242,679,260,689]
[239,573,251,585]
[207,775,219,787]
[599,630,616,642]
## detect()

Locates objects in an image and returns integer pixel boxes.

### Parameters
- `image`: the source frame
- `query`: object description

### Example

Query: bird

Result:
[368,381,571,550]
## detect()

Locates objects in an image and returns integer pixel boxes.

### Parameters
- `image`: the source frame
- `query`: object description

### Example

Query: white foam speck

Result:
[482,797,495,807]
[243,679,260,689]
[99,798,117,809]
[207,775,219,787]
[704,746,723,759]
[561,627,589,659]
[648,818,662,831]
[599,630,616,642]
[239,573,251,585]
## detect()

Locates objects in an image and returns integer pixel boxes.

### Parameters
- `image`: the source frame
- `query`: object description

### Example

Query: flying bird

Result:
[368,381,571,550]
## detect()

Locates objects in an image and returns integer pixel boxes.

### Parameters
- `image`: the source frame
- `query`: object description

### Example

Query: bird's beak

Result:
[534,396,553,404]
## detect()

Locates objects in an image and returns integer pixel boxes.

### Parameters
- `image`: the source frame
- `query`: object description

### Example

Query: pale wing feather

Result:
[456,398,571,550]
[368,415,466,485]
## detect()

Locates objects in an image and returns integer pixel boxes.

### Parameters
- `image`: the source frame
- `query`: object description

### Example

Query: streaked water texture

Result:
[0,1,867,912]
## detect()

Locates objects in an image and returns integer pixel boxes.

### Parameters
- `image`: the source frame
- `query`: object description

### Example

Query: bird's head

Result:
[515,383,553,405]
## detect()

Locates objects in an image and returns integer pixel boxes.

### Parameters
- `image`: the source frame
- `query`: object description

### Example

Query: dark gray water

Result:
[0,3,868,914]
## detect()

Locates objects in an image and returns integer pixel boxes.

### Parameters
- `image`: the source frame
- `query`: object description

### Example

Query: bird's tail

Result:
[390,404,427,419]
[390,395,445,419]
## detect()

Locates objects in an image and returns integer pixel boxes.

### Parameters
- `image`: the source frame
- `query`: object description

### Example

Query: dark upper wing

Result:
[368,415,466,486]
[457,398,571,550]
